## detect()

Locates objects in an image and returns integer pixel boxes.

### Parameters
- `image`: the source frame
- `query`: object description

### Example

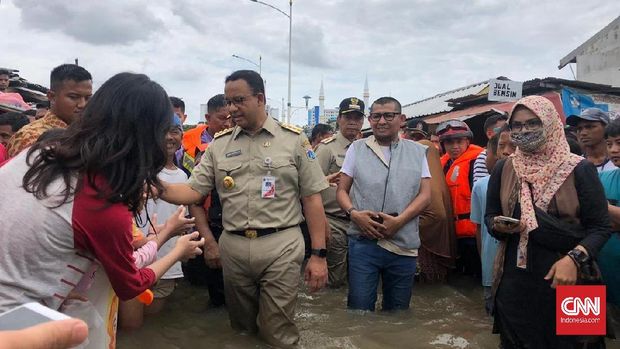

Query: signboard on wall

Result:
[488,79,523,102]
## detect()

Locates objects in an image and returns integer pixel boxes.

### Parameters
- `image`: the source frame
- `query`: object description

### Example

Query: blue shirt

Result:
[598,169,620,306]
[470,176,499,287]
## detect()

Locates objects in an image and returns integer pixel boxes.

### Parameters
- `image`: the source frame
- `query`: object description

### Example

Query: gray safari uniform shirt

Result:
[315,132,351,217]
[188,116,329,230]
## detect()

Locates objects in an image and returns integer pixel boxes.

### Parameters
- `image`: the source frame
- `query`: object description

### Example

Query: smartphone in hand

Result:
[0,303,70,331]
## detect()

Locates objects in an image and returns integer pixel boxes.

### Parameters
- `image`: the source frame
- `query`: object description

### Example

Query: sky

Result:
[2,0,619,125]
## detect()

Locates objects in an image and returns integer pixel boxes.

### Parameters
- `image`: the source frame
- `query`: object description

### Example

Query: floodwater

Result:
[117,275,501,349]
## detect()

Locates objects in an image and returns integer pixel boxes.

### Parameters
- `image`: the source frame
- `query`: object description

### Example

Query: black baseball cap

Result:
[566,108,610,126]
[338,97,365,116]
[404,119,429,136]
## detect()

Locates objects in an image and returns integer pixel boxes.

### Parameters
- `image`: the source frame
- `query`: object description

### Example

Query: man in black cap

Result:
[403,119,430,142]
[567,108,617,173]
[314,97,365,288]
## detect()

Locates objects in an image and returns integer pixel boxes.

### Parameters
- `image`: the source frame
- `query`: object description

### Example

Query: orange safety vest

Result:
[181,125,209,172]
[182,124,208,159]
[440,145,483,238]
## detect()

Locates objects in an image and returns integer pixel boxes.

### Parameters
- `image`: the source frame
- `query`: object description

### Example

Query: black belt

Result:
[229,225,298,239]
[455,213,470,221]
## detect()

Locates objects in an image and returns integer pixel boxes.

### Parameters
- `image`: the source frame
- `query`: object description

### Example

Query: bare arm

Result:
[189,203,221,268]
[336,173,354,212]
[148,232,204,280]
[337,173,385,238]
[159,182,204,205]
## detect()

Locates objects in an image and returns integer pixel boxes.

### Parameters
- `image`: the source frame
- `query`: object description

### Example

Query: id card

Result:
[262,176,276,199]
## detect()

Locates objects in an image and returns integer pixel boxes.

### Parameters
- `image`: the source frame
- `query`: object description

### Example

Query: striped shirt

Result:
[473,149,489,183]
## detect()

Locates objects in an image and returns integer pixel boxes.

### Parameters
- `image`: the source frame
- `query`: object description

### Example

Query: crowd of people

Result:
[0,64,619,349]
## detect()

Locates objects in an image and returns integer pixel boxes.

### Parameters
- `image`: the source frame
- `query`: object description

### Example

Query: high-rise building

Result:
[319,79,325,119]
[307,106,320,126]
[323,109,338,123]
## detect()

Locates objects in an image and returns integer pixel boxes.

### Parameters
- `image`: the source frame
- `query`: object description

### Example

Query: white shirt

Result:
[141,167,188,279]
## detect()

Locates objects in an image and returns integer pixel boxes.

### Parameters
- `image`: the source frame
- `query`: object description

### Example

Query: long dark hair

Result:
[23,72,172,214]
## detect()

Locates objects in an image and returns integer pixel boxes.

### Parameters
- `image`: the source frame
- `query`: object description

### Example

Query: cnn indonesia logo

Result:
[556,285,606,335]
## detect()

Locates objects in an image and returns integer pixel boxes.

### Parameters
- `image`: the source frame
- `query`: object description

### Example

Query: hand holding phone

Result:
[0,303,71,331]
[493,215,522,234]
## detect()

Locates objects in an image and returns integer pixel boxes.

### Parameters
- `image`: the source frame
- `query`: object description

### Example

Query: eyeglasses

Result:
[224,94,256,107]
[509,119,543,132]
[369,112,399,122]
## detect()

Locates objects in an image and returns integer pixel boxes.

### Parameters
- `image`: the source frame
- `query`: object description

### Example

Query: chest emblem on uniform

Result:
[263,141,271,147]
[226,150,242,158]
[223,175,235,190]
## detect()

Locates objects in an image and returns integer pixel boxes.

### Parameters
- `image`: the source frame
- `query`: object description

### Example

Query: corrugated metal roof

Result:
[423,91,564,124]
[402,80,489,118]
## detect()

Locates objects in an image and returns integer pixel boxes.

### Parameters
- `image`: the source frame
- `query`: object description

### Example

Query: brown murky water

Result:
[117,275,502,349]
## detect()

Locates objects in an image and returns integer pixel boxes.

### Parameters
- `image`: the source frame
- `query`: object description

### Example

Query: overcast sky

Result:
[2,1,619,125]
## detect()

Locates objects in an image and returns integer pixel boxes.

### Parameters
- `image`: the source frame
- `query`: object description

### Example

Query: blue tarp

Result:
[561,88,609,117]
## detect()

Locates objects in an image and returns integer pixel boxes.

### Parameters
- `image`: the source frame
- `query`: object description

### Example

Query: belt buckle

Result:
[245,229,258,239]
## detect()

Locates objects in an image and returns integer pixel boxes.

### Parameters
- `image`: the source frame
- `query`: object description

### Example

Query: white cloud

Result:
[2,0,619,125]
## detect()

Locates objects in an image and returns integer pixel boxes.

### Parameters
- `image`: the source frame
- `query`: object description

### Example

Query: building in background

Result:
[399,76,620,146]
[308,106,320,126]
[323,108,338,123]
[559,16,620,87]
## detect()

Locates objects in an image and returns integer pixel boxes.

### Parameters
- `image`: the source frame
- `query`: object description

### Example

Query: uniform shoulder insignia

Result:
[321,136,336,144]
[279,123,302,134]
[214,127,234,139]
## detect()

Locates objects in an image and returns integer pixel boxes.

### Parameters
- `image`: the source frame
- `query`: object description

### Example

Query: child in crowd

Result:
[598,118,620,333]
[471,125,515,314]
[119,115,195,330]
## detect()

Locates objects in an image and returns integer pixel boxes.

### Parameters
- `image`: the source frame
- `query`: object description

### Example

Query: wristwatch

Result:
[310,248,328,258]
[345,207,356,216]
[567,249,589,268]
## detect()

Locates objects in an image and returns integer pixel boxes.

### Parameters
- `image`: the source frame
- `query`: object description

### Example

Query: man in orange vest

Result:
[179,94,231,173]
[437,119,483,277]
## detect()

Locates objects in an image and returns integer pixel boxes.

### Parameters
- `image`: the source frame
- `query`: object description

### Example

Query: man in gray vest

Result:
[336,96,431,311]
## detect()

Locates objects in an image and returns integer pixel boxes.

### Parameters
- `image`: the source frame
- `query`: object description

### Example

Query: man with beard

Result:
[337,97,431,311]
[315,97,365,288]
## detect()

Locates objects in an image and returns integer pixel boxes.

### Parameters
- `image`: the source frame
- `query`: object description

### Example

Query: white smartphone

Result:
[495,216,520,226]
[0,302,70,331]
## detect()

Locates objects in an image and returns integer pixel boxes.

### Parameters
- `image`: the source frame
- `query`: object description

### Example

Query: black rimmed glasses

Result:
[509,119,543,132]
[224,94,257,107]
[369,112,400,122]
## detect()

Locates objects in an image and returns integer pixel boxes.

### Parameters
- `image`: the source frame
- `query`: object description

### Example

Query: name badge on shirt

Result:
[226,150,242,158]
[262,176,276,199]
